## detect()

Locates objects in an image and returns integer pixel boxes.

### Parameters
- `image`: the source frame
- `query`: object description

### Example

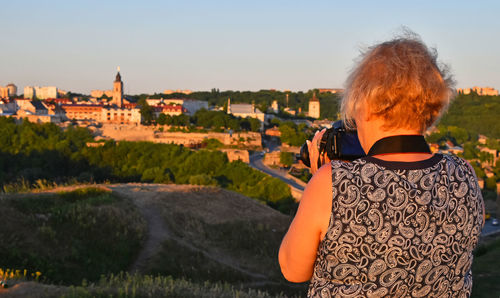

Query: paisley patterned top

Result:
[308,154,484,298]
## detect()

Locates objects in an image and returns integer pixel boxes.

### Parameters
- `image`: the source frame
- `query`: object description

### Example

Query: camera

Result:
[299,120,365,168]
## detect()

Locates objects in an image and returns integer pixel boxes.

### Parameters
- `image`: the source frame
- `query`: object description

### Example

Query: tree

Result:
[157,113,167,125]
[279,121,310,147]
[138,99,154,125]
[249,118,261,132]
[280,152,294,167]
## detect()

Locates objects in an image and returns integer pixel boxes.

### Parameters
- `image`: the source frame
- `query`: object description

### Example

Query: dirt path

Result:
[1,183,278,293]
[109,184,269,280]
[109,184,171,274]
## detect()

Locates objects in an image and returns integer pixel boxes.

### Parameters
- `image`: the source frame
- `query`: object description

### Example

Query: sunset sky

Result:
[1,0,499,94]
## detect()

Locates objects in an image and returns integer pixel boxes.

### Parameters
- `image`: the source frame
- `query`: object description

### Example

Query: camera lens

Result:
[299,143,311,167]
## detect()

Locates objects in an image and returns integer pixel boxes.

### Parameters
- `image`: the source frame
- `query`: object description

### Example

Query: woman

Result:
[279,35,485,297]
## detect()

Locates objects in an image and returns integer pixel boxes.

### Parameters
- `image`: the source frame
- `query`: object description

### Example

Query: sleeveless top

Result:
[308,154,484,298]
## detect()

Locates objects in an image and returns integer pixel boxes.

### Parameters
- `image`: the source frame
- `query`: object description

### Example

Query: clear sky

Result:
[1,0,499,94]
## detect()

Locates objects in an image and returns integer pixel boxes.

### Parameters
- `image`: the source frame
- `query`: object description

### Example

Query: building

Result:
[90,90,113,98]
[265,127,281,137]
[270,100,279,113]
[478,135,488,145]
[44,98,73,105]
[147,98,207,115]
[13,99,61,123]
[0,99,16,116]
[0,87,8,99]
[146,98,183,106]
[226,98,266,122]
[457,87,498,96]
[61,69,140,125]
[112,70,123,108]
[308,92,320,119]
[24,86,59,99]
[62,104,104,122]
[317,88,343,94]
[153,104,187,117]
[182,99,208,114]
[164,89,192,95]
[103,106,141,125]
[284,107,296,116]
[0,83,17,99]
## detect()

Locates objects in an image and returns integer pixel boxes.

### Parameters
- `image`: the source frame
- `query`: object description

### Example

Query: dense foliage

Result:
[144,108,261,132]
[279,152,294,167]
[439,93,500,139]
[0,118,293,210]
[272,119,312,147]
[190,109,261,132]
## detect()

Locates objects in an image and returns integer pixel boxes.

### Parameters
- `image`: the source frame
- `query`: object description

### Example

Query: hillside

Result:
[0,184,306,297]
[439,93,500,138]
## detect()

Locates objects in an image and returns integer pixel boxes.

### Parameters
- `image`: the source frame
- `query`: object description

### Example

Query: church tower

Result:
[112,67,123,108]
[308,92,320,119]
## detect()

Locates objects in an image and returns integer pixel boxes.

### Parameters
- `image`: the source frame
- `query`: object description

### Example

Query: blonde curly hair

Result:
[341,33,455,133]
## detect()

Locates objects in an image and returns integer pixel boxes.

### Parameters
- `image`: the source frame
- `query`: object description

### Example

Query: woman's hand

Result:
[307,128,330,175]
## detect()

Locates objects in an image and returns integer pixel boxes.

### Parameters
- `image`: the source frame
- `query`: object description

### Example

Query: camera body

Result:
[299,120,365,168]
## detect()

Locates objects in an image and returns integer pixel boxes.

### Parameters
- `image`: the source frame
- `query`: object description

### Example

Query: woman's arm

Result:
[278,163,333,282]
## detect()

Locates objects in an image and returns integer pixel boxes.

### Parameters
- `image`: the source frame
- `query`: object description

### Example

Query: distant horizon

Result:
[2,1,499,94]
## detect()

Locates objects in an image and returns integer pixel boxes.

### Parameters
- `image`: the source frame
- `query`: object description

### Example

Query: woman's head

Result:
[341,33,455,133]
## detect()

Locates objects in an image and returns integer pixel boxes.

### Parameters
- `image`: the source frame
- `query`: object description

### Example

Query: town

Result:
[1,70,499,218]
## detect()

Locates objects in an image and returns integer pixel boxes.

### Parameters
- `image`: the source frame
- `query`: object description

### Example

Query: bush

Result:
[189,174,218,186]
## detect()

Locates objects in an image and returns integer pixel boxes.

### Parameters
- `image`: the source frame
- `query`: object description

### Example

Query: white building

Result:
[226,98,266,123]
[270,100,279,113]
[24,86,58,99]
[102,106,141,125]
[0,83,17,98]
[308,93,320,119]
[182,99,208,114]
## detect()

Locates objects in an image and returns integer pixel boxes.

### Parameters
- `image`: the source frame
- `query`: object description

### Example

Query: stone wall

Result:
[98,124,262,147]
[221,149,250,163]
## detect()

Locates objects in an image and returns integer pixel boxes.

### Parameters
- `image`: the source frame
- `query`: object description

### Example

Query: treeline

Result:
[0,118,294,212]
[133,89,341,120]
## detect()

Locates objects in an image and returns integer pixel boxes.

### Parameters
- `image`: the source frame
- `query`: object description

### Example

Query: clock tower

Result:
[112,66,123,108]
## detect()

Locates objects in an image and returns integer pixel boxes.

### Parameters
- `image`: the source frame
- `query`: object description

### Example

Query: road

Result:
[249,152,305,192]
[482,219,500,237]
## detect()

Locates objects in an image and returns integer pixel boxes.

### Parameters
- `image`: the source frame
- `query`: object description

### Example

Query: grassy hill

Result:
[1,184,499,297]
[0,184,307,297]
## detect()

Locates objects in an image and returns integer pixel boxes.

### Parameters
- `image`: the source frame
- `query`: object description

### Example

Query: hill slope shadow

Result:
[109,183,302,294]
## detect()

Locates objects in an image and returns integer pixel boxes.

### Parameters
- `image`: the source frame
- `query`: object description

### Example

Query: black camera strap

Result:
[367,135,431,156]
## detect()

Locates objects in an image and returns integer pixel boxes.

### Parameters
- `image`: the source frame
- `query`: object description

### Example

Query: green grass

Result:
[61,272,292,298]
[471,237,500,298]
[0,187,147,285]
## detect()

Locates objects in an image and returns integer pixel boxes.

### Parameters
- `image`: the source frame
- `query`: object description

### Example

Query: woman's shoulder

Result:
[440,153,479,177]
